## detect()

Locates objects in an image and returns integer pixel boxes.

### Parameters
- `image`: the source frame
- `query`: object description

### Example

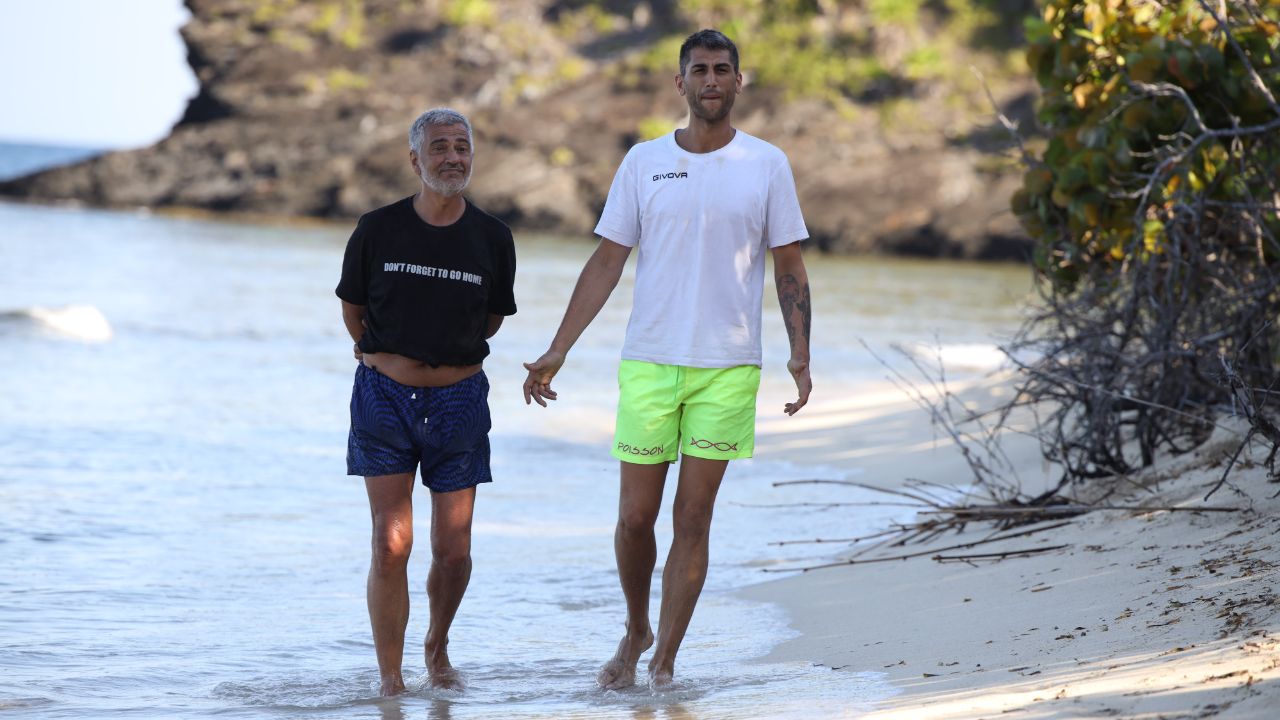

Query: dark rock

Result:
[0,0,1036,260]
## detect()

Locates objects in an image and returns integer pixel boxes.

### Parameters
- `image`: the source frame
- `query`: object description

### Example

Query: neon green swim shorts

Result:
[612,360,762,464]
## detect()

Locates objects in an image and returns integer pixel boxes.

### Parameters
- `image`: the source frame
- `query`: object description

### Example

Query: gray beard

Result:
[420,166,471,197]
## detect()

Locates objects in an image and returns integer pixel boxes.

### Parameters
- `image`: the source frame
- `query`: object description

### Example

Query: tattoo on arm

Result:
[777,273,812,352]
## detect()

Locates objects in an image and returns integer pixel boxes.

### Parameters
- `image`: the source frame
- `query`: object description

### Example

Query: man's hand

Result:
[353,342,363,362]
[784,356,811,415]
[523,350,566,407]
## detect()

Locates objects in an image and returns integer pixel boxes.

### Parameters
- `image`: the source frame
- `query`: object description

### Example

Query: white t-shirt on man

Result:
[594,129,808,368]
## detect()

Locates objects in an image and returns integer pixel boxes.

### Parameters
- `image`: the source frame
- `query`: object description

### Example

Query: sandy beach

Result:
[747,377,1280,718]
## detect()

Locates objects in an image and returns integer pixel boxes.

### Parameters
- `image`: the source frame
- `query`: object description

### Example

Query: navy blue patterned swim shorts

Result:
[347,363,492,493]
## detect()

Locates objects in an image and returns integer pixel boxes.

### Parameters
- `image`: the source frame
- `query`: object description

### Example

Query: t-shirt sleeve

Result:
[764,155,809,248]
[593,148,640,247]
[335,216,369,304]
[488,228,517,316]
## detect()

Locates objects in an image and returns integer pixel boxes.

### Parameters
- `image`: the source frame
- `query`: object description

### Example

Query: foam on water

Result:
[205,592,894,719]
[0,304,113,342]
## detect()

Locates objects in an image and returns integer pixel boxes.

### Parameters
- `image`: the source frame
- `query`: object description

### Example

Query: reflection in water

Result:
[378,699,408,720]
[629,703,698,720]
[428,698,454,720]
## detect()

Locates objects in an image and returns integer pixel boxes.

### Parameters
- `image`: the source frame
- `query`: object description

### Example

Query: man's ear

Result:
[675,73,686,96]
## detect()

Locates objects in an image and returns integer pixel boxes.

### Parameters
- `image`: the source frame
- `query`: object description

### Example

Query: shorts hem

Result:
[681,447,753,462]
[611,450,678,464]
[425,476,492,493]
[349,464,419,478]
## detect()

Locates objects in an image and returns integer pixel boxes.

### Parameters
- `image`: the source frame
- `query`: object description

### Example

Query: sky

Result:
[0,0,197,149]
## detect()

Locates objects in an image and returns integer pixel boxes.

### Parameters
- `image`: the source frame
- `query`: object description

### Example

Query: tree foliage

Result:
[1009,0,1280,483]
[618,0,1033,111]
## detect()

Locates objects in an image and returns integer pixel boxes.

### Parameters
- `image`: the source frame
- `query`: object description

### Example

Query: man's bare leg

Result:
[648,455,728,688]
[365,472,418,696]
[424,485,476,690]
[597,460,668,689]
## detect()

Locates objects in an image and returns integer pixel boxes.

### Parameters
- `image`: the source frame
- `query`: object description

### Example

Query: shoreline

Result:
[743,380,1280,718]
[0,195,350,230]
[0,197,1036,271]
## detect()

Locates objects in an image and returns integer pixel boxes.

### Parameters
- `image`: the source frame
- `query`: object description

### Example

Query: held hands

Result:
[784,355,811,416]
[522,349,566,407]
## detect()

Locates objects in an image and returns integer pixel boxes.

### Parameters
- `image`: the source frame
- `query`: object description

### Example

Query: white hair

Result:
[409,107,473,155]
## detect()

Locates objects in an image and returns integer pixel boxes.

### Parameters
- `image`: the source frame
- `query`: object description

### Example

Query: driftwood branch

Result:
[933,545,1071,563]
[917,504,1243,518]
[763,521,1074,573]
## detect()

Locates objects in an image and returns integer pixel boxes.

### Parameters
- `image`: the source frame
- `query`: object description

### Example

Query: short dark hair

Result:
[678,29,739,75]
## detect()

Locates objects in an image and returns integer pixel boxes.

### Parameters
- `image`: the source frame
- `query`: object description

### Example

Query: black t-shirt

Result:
[335,196,517,366]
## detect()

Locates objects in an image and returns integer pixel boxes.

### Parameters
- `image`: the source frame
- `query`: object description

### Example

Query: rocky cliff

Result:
[0,0,1039,259]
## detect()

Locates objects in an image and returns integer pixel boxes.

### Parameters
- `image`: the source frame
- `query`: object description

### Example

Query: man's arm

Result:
[523,238,632,406]
[486,314,504,339]
[772,242,812,415]
[341,300,366,359]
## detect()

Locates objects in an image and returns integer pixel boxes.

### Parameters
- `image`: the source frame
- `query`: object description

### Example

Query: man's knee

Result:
[431,540,471,572]
[618,505,660,536]
[672,500,714,541]
[431,522,472,571]
[371,524,413,571]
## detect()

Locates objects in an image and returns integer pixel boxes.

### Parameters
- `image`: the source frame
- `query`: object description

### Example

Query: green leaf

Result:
[1072,28,1103,44]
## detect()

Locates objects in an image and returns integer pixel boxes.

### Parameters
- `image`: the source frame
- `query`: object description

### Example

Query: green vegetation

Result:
[549,146,576,167]
[869,0,923,25]
[252,0,367,51]
[442,0,498,29]
[326,67,369,90]
[300,68,370,95]
[552,3,626,39]
[251,0,298,26]
[618,0,1030,123]
[638,116,680,140]
[1005,0,1280,480]
[309,0,367,49]
[1014,0,1280,282]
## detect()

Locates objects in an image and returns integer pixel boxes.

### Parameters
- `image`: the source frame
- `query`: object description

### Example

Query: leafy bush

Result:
[1009,0,1280,481]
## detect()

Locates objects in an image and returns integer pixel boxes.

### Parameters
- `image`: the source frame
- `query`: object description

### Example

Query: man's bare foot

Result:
[379,674,406,696]
[596,625,654,690]
[428,665,464,690]
[647,665,676,691]
[426,642,465,690]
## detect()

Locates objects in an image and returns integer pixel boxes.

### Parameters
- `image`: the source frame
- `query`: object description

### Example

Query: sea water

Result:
[0,142,101,182]
[0,198,1030,719]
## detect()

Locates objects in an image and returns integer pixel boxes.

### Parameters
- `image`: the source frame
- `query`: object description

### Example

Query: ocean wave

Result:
[0,304,113,342]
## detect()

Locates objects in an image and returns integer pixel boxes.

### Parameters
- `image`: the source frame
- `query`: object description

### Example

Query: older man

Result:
[337,107,516,694]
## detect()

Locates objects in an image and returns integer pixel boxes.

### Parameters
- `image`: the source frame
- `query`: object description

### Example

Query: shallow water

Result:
[0,200,1029,718]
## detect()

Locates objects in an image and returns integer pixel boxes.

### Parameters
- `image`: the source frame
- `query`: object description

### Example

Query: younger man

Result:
[523,30,812,689]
